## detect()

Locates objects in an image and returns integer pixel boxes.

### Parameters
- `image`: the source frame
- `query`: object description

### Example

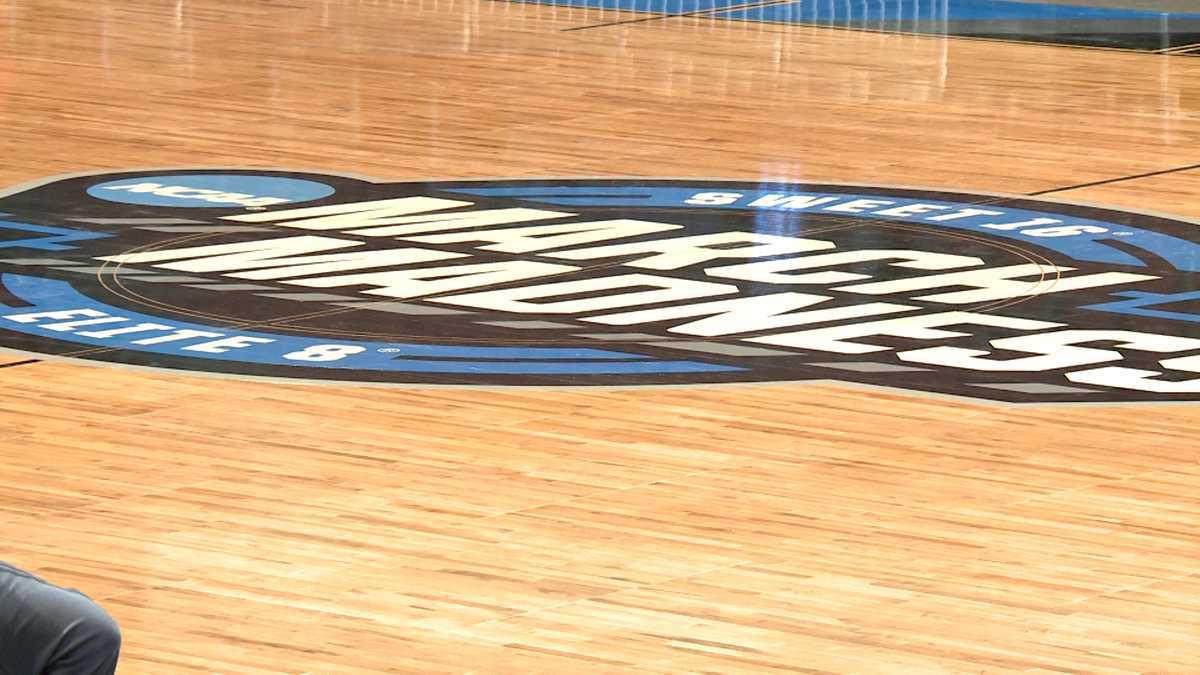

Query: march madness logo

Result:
[1,169,1199,403]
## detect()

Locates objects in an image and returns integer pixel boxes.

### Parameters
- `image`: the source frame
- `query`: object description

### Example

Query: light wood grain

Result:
[1,0,1199,673]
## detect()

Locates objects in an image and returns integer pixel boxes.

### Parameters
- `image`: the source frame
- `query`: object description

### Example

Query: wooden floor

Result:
[3,0,1200,672]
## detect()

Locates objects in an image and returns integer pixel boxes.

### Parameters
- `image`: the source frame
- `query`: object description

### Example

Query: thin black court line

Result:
[0,359,41,370]
[560,0,793,32]
[560,12,673,31]
[682,16,1200,59]
[1027,162,1200,196]
[541,0,1200,56]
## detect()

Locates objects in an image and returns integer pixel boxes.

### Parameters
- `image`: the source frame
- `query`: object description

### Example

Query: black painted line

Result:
[690,13,1190,58]
[561,0,792,33]
[561,13,672,32]
[1027,162,1200,196]
[547,0,1200,58]
[0,358,41,370]
[701,18,1190,57]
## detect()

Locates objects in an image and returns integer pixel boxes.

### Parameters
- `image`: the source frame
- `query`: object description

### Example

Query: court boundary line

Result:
[559,0,792,32]
[512,0,1200,57]
[680,14,1200,58]
[1029,162,1200,195]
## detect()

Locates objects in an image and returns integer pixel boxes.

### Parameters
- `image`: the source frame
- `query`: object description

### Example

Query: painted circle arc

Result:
[2,169,1199,403]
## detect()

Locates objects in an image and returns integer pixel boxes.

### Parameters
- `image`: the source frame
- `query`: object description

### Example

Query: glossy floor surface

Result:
[2,0,1200,673]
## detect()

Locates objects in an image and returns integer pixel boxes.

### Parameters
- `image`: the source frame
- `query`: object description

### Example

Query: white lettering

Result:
[101,183,289,207]
[102,182,163,194]
[707,249,982,285]
[1023,225,1108,238]
[823,199,896,214]
[99,236,464,279]
[749,194,839,209]
[980,217,1060,231]
[78,323,172,339]
[838,264,1157,304]
[131,329,223,345]
[586,292,915,337]
[545,232,832,270]
[1069,354,1200,393]
[289,261,578,299]
[153,187,220,199]
[873,203,951,218]
[3,309,106,324]
[926,208,1005,222]
[283,344,366,362]
[433,274,736,314]
[225,197,572,237]
[181,336,275,353]
[225,196,471,228]
[40,316,128,332]
[685,192,742,206]
[747,311,1060,354]
[899,329,1200,371]
[405,219,681,254]
[348,209,573,237]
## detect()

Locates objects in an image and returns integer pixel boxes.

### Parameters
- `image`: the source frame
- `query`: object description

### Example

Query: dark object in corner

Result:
[0,561,121,675]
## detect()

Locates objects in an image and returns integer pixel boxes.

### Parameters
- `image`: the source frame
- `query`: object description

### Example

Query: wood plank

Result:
[1,0,1198,672]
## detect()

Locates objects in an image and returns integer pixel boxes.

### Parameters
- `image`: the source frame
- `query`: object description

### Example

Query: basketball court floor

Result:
[2,0,1199,672]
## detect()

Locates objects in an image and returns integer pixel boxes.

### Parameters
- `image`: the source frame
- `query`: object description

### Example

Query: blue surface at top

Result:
[715,0,1200,23]
[512,0,749,12]
[513,0,1200,19]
